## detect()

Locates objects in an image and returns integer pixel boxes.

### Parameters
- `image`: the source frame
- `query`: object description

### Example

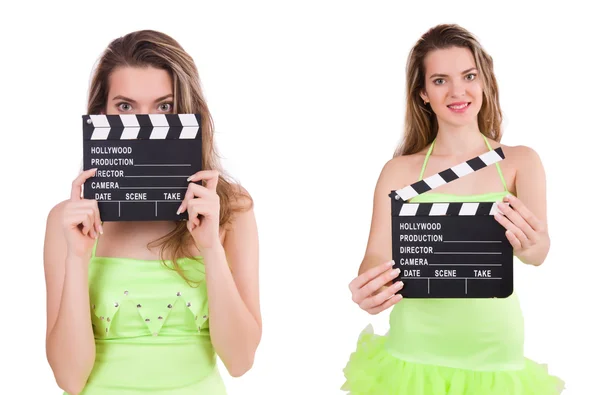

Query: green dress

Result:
[343,136,564,394]
[68,238,227,394]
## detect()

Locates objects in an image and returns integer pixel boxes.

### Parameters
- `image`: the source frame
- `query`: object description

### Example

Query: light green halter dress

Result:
[67,237,227,394]
[343,136,564,394]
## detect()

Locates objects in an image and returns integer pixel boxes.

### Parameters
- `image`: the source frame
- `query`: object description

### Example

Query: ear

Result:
[419,90,428,103]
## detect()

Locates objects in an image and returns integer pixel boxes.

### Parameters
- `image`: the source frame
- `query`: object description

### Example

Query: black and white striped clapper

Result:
[389,147,513,298]
[82,114,202,221]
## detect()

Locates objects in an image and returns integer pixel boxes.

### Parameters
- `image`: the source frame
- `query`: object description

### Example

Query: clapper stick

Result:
[392,147,505,202]
[389,147,513,298]
[82,114,202,222]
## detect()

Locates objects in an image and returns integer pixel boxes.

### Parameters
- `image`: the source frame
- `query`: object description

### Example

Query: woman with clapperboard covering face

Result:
[343,24,564,394]
[43,30,260,394]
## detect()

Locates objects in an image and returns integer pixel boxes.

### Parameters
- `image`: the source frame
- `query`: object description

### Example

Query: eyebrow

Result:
[429,67,478,79]
[111,94,174,103]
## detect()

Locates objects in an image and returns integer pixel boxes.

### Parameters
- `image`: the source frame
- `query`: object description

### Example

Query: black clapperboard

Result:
[389,147,513,298]
[82,114,202,221]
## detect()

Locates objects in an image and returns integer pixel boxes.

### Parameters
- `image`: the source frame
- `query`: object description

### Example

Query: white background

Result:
[1,1,598,394]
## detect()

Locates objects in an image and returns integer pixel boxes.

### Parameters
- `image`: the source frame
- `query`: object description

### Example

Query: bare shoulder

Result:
[493,142,543,168]
[221,184,255,237]
[378,153,425,190]
[47,200,70,229]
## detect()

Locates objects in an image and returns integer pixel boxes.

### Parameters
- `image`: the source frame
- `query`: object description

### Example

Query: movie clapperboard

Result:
[82,114,202,221]
[389,148,513,298]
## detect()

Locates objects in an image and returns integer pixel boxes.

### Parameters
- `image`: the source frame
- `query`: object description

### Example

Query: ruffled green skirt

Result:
[342,326,564,395]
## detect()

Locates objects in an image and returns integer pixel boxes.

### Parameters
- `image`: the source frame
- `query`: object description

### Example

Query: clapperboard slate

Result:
[389,147,513,298]
[82,114,202,221]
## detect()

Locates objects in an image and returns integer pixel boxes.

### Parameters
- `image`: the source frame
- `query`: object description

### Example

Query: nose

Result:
[449,80,466,98]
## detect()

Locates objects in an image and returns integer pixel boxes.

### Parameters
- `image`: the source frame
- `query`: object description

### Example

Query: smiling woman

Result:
[343,24,564,394]
[43,30,261,395]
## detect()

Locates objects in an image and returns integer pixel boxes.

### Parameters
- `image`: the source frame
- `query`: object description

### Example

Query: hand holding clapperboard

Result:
[389,147,513,298]
[81,114,203,222]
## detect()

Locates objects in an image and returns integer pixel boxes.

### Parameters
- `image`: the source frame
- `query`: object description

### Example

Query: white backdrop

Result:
[0,1,597,394]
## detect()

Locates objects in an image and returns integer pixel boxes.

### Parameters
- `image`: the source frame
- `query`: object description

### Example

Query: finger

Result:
[349,260,395,294]
[79,215,93,237]
[505,230,522,250]
[187,183,213,199]
[505,195,545,233]
[86,209,97,238]
[354,268,400,303]
[366,294,403,315]
[177,187,194,215]
[497,202,536,241]
[188,200,214,217]
[360,280,404,310]
[494,212,530,248]
[177,183,210,215]
[187,170,219,191]
[71,168,98,201]
[93,202,103,235]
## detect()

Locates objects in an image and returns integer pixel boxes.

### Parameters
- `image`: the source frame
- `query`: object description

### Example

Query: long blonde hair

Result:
[87,30,251,282]
[395,24,503,157]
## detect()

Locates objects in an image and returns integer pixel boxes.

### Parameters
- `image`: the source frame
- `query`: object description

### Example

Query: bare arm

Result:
[44,202,96,395]
[180,171,261,377]
[494,146,550,266]
[360,159,399,275]
[348,159,404,315]
[203,202,261,377]
[45,169,102,394]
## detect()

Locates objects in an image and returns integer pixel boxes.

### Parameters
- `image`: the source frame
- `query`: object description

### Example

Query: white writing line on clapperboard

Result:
[428,264,502,266]
[398,247,501,254]
[443,240,502,243]
[120,187,188,190]
[403,277,502,279]
[97,200,185,202]
[434,252,501,255]
[134,164,191,167]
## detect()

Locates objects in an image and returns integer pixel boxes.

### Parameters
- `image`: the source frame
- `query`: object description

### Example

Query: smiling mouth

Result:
[447,102,471,110]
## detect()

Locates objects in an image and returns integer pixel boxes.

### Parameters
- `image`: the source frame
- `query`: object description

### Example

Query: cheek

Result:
[426,86,445,103]
[471,82,484,100]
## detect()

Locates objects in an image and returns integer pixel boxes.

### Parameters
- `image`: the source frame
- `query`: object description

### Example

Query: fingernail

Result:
[495,201,504,213]
[395,281,404,288]
[387,260,394,267]
[99,225,104,235]
[186,176,192,182]
[391,268,400,277]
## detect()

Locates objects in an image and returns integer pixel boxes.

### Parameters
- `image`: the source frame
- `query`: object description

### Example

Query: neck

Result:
[433,121,485,156]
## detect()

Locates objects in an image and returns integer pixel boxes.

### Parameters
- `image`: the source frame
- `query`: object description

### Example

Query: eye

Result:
[117,102,132,111]
[159,102,173,112]
[433,78,445,85]
[465,73,477,81]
